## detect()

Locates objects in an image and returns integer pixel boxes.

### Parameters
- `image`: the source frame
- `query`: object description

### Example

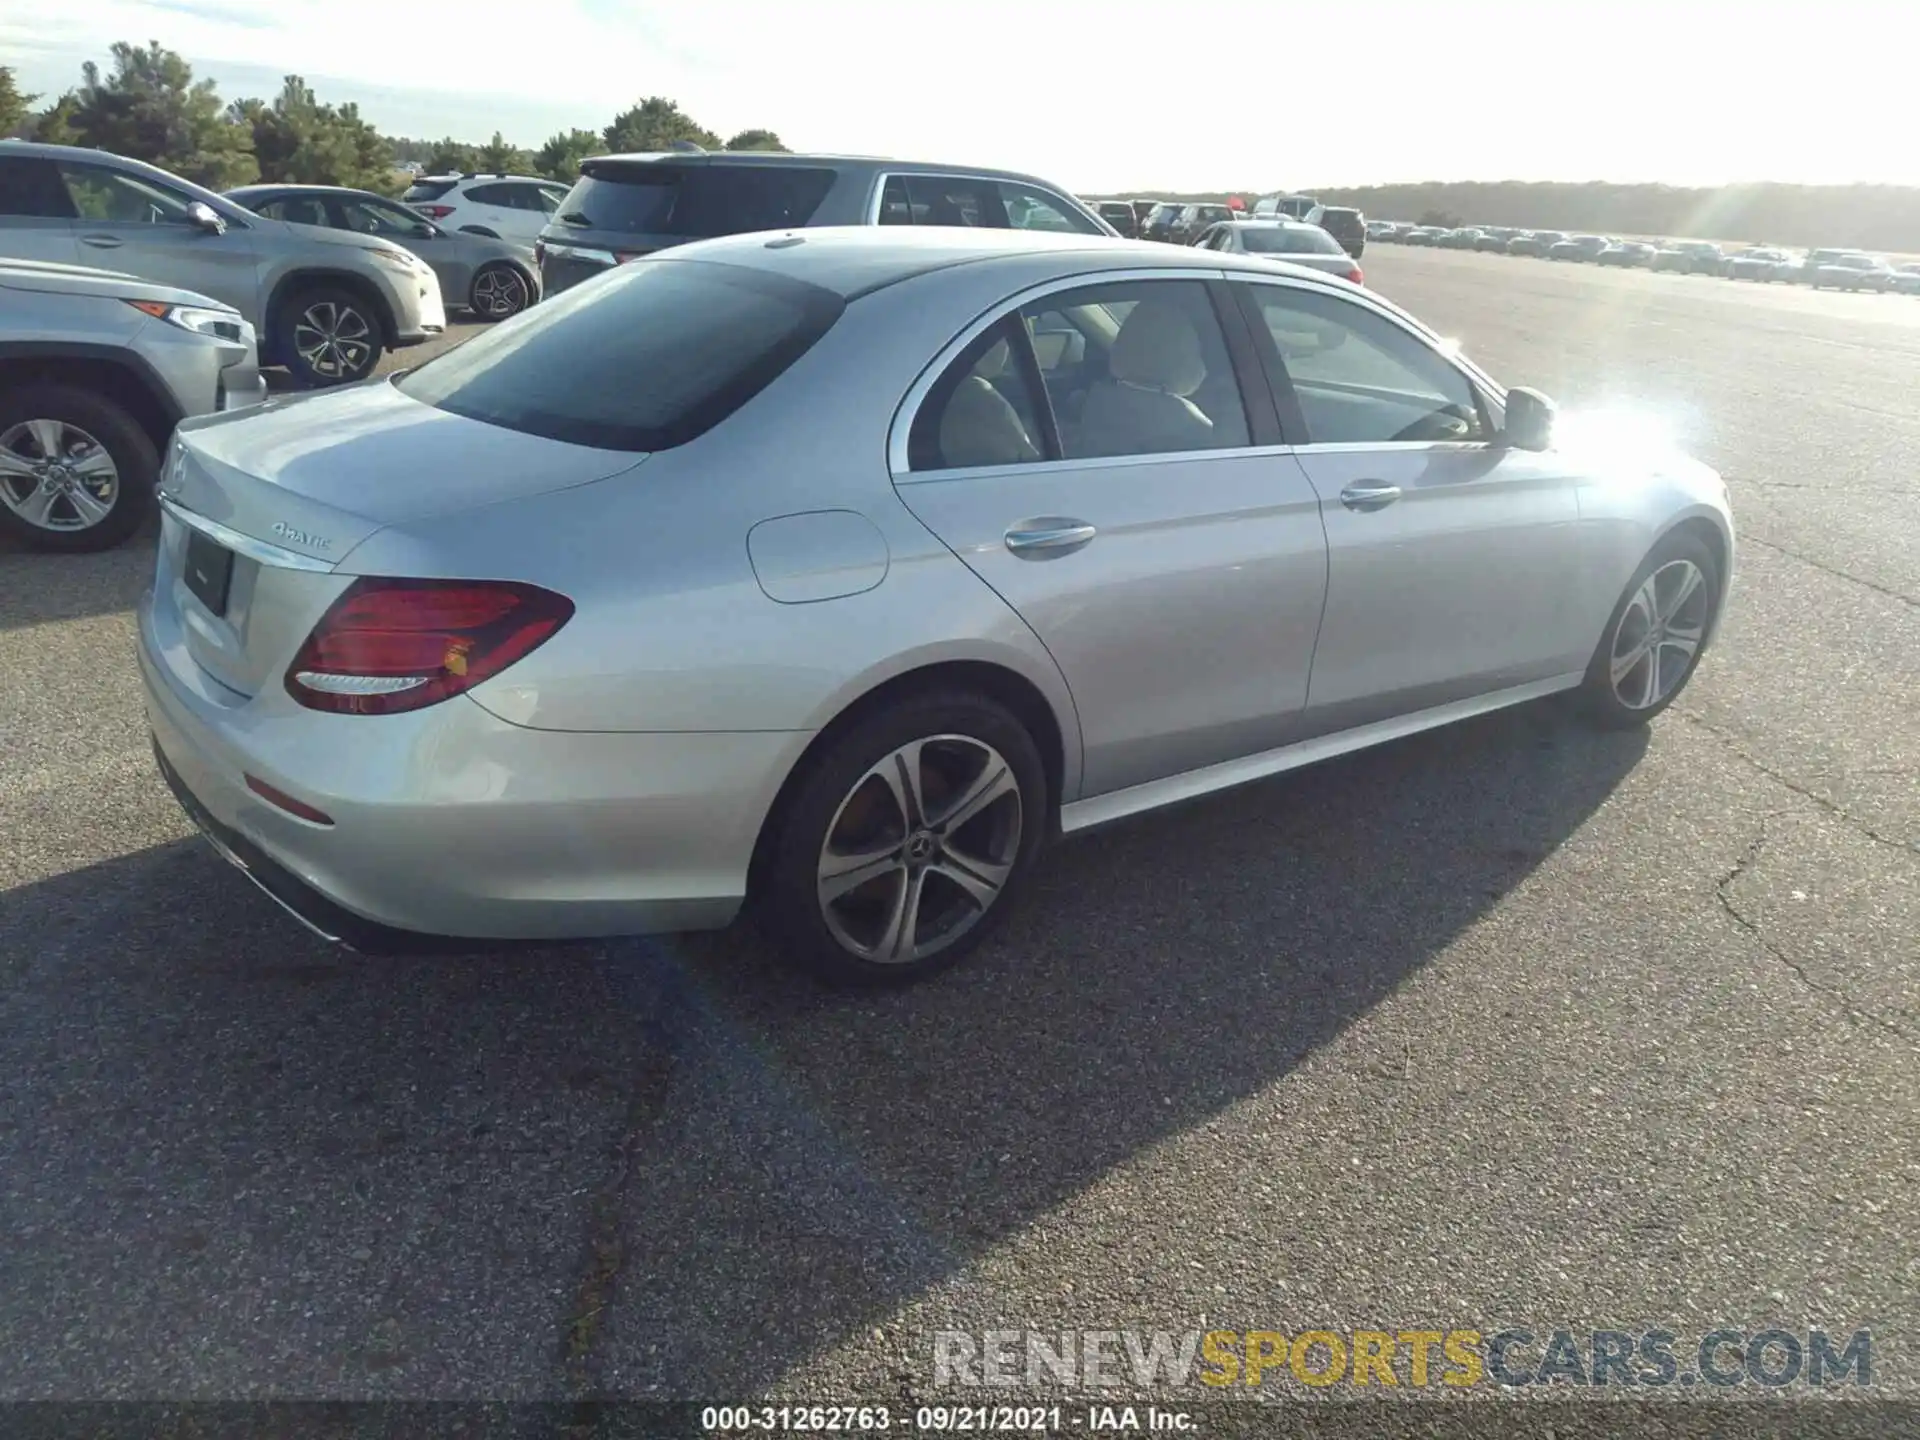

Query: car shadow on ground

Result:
[0,523,157,632]
[0,698,1647,1399]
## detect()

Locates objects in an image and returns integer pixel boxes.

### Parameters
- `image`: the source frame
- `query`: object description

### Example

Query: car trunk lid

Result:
[155,380,645,698]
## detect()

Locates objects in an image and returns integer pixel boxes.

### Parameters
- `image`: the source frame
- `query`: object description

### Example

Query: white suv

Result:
[402,174,570,245]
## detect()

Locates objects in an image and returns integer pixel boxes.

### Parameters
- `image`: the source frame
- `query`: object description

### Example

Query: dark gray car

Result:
[227,185,539,320]
[536,150,1115,296]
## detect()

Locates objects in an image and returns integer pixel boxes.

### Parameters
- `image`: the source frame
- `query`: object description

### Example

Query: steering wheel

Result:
[1387,404,1477,444]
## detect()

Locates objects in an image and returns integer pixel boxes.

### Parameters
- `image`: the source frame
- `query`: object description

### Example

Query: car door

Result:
[55,160,257,315]
[891,274,1329,799]
[0,155,81,265]
[1232,277,1591,737]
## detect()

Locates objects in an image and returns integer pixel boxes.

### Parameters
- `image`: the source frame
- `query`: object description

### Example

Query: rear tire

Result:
[276,287,384,389]
[0,384,157,552]
[468,262,531,320]
[756,690,1047,987]
[1578,531,1721,729]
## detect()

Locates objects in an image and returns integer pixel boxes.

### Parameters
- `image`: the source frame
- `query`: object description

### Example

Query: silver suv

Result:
[0,143,445,387]
[0,258,264,551]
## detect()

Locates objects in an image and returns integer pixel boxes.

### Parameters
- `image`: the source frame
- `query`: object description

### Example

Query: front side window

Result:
[1245,285,1487,446]
[1026,280,1250,460]
[397,259,843,451]
[1001,183,1101,235]
[56,163,194,225]
[260,194,332,227]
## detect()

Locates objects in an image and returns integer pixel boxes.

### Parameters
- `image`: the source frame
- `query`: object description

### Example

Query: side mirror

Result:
[1502,386,1556,451]
[186,201,227,236]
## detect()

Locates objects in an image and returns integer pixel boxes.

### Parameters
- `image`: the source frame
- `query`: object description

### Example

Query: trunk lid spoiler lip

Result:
[157,492,339,573]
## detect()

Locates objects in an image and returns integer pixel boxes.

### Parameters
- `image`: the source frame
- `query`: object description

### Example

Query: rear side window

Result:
[1240,226,1343,255]
[396,259,843,452]
[555,165,835,238]
[463,183,518,207]
[0,157,77,218]
[403,180,457,203]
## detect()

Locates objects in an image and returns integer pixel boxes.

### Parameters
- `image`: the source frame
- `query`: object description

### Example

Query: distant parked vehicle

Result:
[1403,226,1446,247]
[1441,227,1484,250]
[1774,248,1857,285]
[227,185,540,320]
[1507,231,1564,257]
[1252,193,1317,220]
[1129,199,1161,230]
[1192,218,1365,282]
[1651,241,1726,276]
[1550,234,1611,262]
[1811,253,1894,291]
[1598,240,1657,267]
[1302,204,1365,258]
[0,258,264,551]
[1726,246,1793,281]
[1095,201,1139,237]
[1887,262,1920,295]
[403,173,571,245]
[1474,227,1519,252]
[1141,202,1186,243]
[1172,203,1233,244]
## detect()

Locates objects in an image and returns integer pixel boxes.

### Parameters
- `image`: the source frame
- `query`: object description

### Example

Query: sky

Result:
[4,0,1914,191]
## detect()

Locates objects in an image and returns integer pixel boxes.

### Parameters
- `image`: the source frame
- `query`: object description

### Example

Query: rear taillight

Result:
[285,578,574,716]
[614,250,649,264]
[1347,266,1364,285]
[416,204,455,219]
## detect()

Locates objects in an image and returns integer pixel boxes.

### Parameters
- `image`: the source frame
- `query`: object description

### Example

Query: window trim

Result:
[1226,274,1505,448]
[888,266,1270,481]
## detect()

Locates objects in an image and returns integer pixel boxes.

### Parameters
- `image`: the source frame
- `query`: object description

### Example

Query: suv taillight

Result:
[416,204,455,219]
[1347,266,1364,285]
[286,578,574,716]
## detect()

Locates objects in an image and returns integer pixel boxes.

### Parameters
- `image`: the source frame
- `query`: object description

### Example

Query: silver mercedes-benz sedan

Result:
[140,227,1734,984]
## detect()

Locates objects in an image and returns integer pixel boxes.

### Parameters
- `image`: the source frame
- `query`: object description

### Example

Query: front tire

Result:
[468,263,531,320]
[758,690,1047,986]
[0,384,158,552]
[276,287,384,389]
[1578,531,1721,729]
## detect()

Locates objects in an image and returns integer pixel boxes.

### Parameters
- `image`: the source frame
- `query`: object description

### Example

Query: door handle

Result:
[1339,481,1402,512]
[1004,520,1097,557]
[79,234,124,248]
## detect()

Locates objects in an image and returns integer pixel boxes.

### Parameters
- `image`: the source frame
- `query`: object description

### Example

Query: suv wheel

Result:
[278,288,383,388]
[0,384,158,552]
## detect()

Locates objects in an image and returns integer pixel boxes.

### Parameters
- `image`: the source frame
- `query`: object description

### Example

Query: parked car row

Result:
[1131,194,1367,259]
[1367,217,1919,291]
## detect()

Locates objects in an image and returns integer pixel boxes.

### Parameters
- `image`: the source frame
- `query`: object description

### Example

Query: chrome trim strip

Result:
[1058,673,1584,834]
[158,493,337,572]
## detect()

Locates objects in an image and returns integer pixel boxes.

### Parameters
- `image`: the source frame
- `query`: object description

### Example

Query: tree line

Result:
[0,44,789,196]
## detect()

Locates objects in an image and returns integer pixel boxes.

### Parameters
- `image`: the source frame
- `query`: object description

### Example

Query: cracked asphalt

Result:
[1,247,1914,1418]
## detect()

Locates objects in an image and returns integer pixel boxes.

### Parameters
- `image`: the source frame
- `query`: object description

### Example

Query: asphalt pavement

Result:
[1,250,1914,1419]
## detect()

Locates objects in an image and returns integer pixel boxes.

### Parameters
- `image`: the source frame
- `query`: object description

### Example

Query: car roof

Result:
[228,184,385,197]
[644,225,1355,300]
[582,151,1079,192]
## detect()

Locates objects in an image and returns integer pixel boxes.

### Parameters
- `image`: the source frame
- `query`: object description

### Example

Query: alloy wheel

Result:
[471,267,528,318]
[1608,558,1709,711]
[294,301,376,381]
[815,734,1024,965]
[0,418,120,532]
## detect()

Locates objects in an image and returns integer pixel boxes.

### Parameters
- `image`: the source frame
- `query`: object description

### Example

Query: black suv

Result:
[536,151,1114,296]
[1304,204,1366,259]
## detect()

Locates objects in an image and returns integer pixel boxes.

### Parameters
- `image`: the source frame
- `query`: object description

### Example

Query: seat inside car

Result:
[937,338,1041,468]
[1074,299,1216,456]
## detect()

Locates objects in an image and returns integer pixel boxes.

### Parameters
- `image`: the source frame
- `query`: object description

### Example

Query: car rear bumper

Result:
[139,594,802,948]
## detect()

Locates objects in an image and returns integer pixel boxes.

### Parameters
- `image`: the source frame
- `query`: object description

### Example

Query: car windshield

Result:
[396,259,844,451]
[1239,226,1345,255]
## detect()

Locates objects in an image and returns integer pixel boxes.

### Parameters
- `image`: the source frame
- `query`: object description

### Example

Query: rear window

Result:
[403,180,457,203]
[1241,226,1343,255]
[396,259,844,451]
[554,164,836,239]
[1318,208,1361,224]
